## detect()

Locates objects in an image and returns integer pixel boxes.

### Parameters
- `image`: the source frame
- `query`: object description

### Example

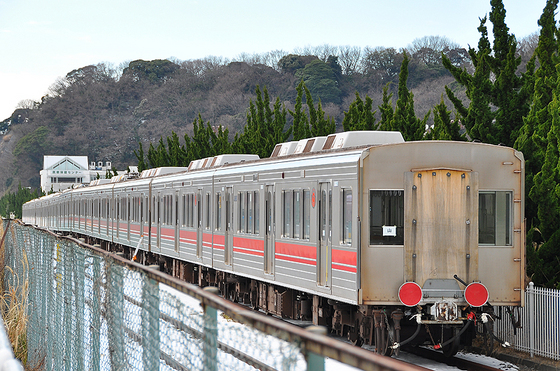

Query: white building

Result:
[40,156,118,193]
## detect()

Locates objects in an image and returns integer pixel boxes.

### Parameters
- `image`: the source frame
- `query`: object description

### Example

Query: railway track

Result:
[400,346,518,371]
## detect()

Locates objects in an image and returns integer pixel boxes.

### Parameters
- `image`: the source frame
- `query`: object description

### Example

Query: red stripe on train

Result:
[275,242,316,260]
[332,249,357,266]
[233,236,264,256]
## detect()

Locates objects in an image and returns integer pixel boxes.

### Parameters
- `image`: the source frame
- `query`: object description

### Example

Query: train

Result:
[22,131,525,356]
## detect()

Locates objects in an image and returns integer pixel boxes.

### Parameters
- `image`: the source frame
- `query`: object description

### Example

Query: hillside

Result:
[0,38,535,194]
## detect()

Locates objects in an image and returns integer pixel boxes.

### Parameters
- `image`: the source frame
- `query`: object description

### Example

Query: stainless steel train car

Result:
[22,131,525,355]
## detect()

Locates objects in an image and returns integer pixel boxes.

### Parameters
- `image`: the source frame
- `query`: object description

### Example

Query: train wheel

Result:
[347,319,363,347]
[373,312,391,355]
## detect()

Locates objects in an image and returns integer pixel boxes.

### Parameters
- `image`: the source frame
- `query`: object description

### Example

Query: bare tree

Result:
[338,45,362,75]
[361,46,403,83]
[408,35,460,55]
[293,45,315,56]
[16,99,38,110]
[48,77,69,98]
[266,50,289,70]
[313,44,339,62]
[517,32,539,70]
[407,36,462,66]
[201,56,229,71]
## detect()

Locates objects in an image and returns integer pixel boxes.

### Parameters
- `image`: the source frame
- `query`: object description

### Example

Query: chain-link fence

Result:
[1,220,419,371]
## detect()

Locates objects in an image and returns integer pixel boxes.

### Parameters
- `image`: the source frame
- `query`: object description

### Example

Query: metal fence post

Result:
[203,287,219,371]
[91,252,101,371]
[108,262,124,370]
[528,281,534,358]
[46,238,57,371]
[306,326,326,371]
[75,247,85,370]
[142,274,160,370]
[63,242,74,371]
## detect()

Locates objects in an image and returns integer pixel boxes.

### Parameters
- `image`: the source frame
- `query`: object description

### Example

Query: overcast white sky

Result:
[0,0,546,120]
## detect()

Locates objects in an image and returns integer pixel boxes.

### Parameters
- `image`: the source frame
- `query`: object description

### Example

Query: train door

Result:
[127,196,131,241]
[116,195,121,240]
[197,190,203,258]
[97,198,101,235]
[140,193,145,240]
[264,185,274,274]
[317,182,332,287]
[105,197,110,238]
[89,198,93,234]
[225,187,233,265]
[156,193,161,249]
[404,170,479,284]
[78,199,81,230]
[174,191,180,252]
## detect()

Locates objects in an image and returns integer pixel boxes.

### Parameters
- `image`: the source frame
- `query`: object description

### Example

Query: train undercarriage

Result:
[78,233,502,357]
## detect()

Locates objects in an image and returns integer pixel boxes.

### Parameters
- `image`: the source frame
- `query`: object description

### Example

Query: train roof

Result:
[23,132,524,207]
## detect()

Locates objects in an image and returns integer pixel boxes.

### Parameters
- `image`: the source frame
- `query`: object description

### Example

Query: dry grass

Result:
[0,223,29,365]
[1,264,29,362]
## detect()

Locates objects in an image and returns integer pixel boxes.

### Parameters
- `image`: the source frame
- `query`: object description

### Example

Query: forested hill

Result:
[0,36,536,194]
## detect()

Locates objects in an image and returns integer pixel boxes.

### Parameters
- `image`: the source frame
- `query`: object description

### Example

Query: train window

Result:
[162,196,167,225]
[303,190,310,239]
[293,191,301,238]
[216,193,222,230]
[254,191,260,234]
[181,195,186,226]
[479,191,512,246]
[169,195,173,225]
[239,192,246,233]
[205,193,210,230]
[136,197,141,222]
[235,191,260,234]
[369,190,404,245]
[182,194,195,228]
[283,190,293,238]
[189,194,194,227]
[144,196,148,222]
[342,189,352,244]
[162,195,170,225]
[152,197,156,224]
[247,192,254,234]
[130,197,134,222]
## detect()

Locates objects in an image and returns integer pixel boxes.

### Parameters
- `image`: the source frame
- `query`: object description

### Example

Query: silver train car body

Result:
[23,131,525,353]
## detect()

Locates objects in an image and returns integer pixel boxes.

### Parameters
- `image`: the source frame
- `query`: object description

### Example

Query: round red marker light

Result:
[464,282,489,307]
[398,282,423,307]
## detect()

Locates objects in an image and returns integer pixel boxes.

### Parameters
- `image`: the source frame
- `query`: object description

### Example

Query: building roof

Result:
[43,156,88,171]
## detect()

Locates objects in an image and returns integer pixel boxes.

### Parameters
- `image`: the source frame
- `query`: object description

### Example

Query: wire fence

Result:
[1,220,419,371]
[494,282,560,361]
